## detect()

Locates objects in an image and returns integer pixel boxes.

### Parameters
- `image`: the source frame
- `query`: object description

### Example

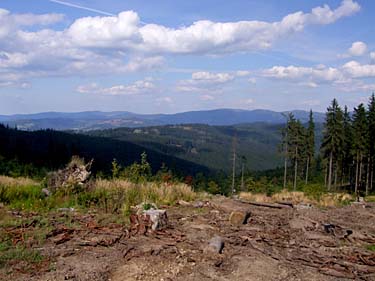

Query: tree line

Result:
[282,94,375,196]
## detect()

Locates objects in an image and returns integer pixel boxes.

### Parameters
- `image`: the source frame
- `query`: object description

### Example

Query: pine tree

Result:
[367,93,375,194]
[280,113,293,188]
[288,116,305,190]
[321,99,344,191]
[305,110,315,184]
[352,104,368,194]
[342,106,353,187]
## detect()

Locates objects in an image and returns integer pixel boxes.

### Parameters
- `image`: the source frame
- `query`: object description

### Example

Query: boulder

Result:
[207,236,224,254]
[229,210,250,225]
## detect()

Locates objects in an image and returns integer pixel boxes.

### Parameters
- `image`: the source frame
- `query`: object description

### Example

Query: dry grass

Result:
[239,189,353,207]
[95,179,196,210]
[0,176,39,188]
[238,192,273,203]
[272,190,313,204]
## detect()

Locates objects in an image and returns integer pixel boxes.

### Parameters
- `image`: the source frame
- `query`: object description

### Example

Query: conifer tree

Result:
[287,116,305,190]
[352,104,368,193]
[305,110,315,184]
[321,99,344,191]
[342,106,353,187]
[367,93,375,194]
[281,113,293,188]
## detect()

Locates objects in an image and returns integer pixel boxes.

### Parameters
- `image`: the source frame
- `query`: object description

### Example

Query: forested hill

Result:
[0,109,326,131]
[0,124,211,177]
[87,122,323,172]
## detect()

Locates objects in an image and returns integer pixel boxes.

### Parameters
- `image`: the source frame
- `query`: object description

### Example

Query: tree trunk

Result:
[366,155,370,196]
[355,152,359,194]
[359,154,363,192]
[294,146,298,191]
[231,142,236,195]
[341,162,345,188]
[283,142,288,189]
[334,163,338,190]
[328,151,333,191]
[370,162,373,193]
[370,164,374,191]
[305,157,309,185]
[325,163,328,187]
[241,162,244,192]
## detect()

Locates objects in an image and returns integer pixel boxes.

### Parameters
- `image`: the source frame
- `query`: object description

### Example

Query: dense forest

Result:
[279,94,375,196]
[0,125,210,179]
[0,94,374,196]
[85,123,291,172]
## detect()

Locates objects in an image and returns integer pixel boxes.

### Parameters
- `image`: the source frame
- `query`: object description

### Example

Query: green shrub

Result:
[301,183,326,200]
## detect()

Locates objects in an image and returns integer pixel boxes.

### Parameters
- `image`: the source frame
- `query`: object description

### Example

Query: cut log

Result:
[236,199,292,209]
[276,201,294,208]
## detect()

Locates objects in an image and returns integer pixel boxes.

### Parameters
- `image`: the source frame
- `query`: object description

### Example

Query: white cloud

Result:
[338,80,375,92]
[236,70,251,77]
[342,60,375,78]
[176,71,235,94]
[76,79,155,95]
[0,80,31,89]
[370,52,375,60]
[63,0,359,55]
[262,60,375,92]
[0,1,361,85]
[348,41,367,56]
[307,0,360,24]
[200,95,215,101]
[0,51,30,68]
[191,72,234,83]
[0,8,63,39]
[263,65,343,82]
[300,81,318,88]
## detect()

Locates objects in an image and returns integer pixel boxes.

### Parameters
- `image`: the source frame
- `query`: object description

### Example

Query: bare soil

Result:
[2,197,375,281]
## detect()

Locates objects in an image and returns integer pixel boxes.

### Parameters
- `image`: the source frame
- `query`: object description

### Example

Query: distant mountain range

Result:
[0,109,326,131]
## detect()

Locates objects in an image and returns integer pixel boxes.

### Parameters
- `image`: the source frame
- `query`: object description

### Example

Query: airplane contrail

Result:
[49,0,115,16]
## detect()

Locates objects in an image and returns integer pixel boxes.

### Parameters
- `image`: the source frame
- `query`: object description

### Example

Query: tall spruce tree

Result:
[342,106,353,187]
[305,110,315,184]
[367,94,375,194]
[288,116,305,190]
[321,99,344,191]
[352,104,368,194]
[281,113,293,188]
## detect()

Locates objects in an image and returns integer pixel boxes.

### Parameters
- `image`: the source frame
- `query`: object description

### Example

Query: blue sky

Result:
[0,0,374,114]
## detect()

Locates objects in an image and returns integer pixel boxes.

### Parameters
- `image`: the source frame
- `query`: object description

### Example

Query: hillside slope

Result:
[0,124,210,177]
[87,123,286,172]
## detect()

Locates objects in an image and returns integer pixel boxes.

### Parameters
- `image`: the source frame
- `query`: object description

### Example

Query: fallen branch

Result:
[237,199,292,209]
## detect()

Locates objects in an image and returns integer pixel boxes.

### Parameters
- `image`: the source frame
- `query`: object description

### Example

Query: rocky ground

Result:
[1,197,375,281]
